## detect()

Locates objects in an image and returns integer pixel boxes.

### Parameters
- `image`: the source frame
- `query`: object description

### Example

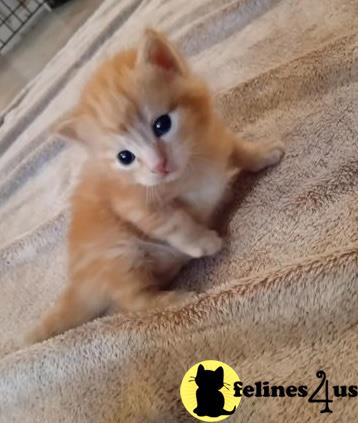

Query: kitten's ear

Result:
[215,366,224,380]
[51,109,89,145]
[197,364,205,375]
[52,112,78,141]
[137,28,188,76]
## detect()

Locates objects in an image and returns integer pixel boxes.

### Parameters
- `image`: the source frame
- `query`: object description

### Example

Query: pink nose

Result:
[153,158,169,175]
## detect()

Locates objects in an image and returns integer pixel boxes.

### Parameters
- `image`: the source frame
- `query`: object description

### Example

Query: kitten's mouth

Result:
[147,158,187,185]
[156,162,183,183]
[156,170,181,186]
[163,171,179,182]
[165,162,188,182]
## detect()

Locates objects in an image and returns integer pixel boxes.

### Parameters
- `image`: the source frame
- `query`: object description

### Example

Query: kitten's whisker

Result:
[148,187,158,205]
[151,187,158,204]
[190,153,211,162]
[153,187,162,205]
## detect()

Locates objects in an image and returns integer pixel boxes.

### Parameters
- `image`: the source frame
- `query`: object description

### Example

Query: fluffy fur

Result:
[27,29,284,343]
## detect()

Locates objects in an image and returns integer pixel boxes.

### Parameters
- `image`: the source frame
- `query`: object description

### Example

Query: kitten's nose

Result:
[153,158,169,175]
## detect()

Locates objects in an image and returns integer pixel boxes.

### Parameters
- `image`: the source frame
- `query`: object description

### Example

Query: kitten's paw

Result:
[158,290,196,308]
[24,326,49,345]
[186,229,223,258]
[251,142,285,172]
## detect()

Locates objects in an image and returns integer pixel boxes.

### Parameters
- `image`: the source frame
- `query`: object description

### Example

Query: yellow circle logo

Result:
[180,360,241,421]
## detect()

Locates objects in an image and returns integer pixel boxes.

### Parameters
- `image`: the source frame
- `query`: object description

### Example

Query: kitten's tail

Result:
[221,406,236,415]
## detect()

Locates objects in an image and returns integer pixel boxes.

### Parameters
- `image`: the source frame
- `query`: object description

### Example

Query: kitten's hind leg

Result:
[109,269,193,313]
[26,283,108,344]
[234,137,285,172]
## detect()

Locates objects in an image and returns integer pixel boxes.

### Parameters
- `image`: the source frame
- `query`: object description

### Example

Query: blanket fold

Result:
[0,0,357,421]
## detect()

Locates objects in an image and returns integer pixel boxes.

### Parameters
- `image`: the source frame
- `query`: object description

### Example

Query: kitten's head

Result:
[57,29,212,187]
[195,364,224,390]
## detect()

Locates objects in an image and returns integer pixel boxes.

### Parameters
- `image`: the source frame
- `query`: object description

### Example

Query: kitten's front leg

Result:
[142,208,223,258]
[115,201,222,258]
[161,217,222,258]
[233,136,285,172]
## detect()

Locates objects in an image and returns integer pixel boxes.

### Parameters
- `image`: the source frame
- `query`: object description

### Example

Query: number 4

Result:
[308,370,333,413]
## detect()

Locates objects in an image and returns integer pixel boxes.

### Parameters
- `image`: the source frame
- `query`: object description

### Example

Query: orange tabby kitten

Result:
[27,29,284,343]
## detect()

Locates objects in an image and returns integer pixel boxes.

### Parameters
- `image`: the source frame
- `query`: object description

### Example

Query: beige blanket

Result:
[0,0,357,421]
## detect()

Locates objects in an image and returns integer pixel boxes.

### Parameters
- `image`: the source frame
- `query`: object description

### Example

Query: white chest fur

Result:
[180,164,234,222]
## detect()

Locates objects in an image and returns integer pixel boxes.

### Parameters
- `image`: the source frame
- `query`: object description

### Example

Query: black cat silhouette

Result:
[193,364,236,417]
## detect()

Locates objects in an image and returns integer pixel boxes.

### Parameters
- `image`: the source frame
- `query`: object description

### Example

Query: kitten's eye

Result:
[152,114,172,137]
[117,150,135,165]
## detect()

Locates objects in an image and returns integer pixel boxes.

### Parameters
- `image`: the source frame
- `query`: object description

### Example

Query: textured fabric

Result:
[0,0,357,421]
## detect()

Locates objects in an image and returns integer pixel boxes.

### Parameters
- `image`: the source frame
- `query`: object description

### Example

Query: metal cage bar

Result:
[0,0,47,52]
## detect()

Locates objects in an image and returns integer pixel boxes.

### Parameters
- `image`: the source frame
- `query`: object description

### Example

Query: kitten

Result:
[27,29,284,343]
[193,364,236,417]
